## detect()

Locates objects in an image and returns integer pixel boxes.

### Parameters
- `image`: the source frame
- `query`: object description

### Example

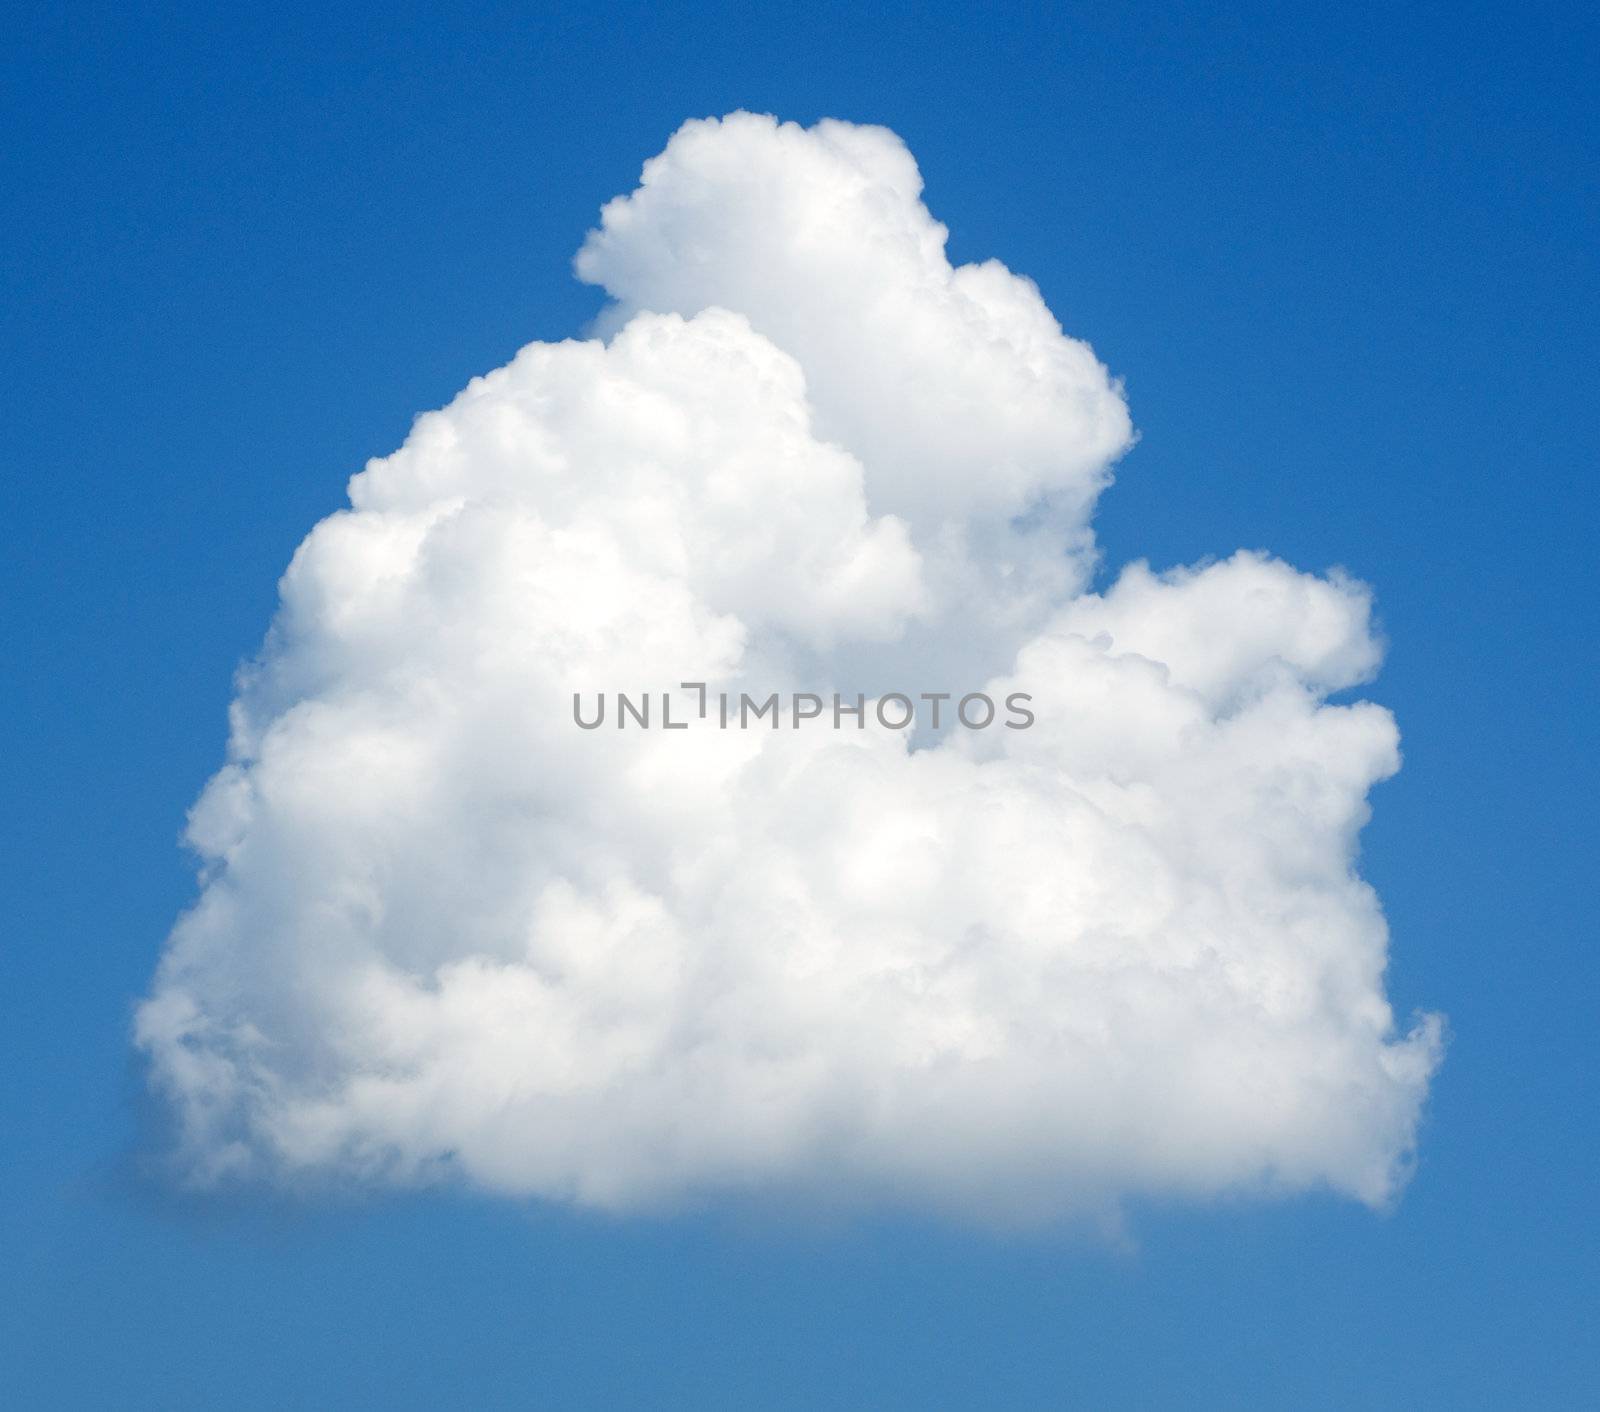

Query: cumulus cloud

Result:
[137,113,1440,1221]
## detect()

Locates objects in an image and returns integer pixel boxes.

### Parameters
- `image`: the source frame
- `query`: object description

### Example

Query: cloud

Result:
[137,113,1441,1221]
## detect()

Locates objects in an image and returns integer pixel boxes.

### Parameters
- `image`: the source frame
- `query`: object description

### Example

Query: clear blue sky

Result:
[3,1,1595,1405]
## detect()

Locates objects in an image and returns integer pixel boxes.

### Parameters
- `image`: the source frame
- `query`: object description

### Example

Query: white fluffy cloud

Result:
[137,113,1440,1221]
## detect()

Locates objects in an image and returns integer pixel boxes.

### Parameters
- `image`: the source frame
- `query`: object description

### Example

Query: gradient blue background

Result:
[4,2,1596,1405]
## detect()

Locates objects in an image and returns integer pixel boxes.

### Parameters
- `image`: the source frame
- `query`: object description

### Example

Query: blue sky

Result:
[3,1,1596,1405]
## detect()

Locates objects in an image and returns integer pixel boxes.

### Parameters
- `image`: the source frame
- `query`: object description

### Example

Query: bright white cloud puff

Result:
[138,113,1441,1222]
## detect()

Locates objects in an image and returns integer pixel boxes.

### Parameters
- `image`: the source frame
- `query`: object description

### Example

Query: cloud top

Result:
[137,114,1440,1222]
